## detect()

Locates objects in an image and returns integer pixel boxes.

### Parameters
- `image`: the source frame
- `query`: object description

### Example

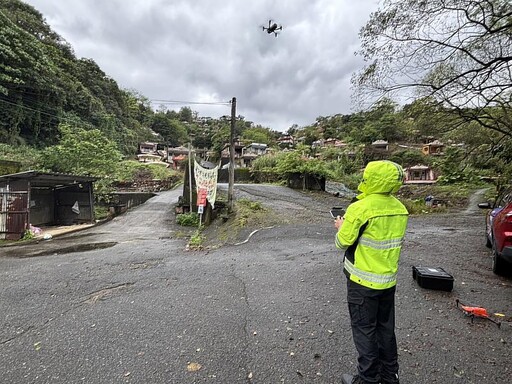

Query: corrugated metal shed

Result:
[0,171,97,240]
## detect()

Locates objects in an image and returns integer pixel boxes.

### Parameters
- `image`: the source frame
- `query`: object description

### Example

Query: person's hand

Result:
[334,215,344,229]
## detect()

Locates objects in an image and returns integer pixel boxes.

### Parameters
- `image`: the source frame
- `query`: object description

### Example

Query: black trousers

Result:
[347,279,399,384]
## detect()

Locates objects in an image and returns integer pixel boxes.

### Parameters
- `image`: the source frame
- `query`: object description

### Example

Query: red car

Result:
[478,189,512,275]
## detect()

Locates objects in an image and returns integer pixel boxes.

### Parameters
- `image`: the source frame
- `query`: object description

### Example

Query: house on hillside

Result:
[241,143,268,167]
[324,138,347,148]
[404,164,437,184]
[139,142,159,154]
[136,153,169,167]
[422,140,445,156]
[137,142,169,167]
[371,140,389,151]
[220,138,245,168]
[277,135,295,148]
[168,146,189,170]
[364,140,390,160]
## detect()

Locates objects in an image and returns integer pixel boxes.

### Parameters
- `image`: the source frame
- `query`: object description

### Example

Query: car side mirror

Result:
[478,202,491,209]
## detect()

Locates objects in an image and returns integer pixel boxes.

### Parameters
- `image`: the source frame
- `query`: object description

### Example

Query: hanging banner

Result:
[194,160,219,208]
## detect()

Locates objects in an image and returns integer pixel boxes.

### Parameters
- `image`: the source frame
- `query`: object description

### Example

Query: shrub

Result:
[176,212,200,227]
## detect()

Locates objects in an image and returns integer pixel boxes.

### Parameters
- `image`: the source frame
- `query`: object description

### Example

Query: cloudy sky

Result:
[23,0,380,131]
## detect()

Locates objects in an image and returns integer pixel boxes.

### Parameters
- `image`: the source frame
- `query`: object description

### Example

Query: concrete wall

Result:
[107,192,156,214]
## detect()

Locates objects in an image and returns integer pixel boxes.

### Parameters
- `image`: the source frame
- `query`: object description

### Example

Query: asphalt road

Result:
[1,185,511,384]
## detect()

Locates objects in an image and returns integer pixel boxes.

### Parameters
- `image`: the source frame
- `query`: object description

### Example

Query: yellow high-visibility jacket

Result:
[335,161,409,290]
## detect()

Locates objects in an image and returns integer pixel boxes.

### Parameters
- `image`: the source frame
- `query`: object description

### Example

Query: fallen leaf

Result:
[187,362,202,372]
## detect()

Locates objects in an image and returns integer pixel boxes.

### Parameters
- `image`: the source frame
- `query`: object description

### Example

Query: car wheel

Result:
[491,238,506,275]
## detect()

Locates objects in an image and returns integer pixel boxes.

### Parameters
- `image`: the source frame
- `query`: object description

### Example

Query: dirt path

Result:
[463,187,490,215]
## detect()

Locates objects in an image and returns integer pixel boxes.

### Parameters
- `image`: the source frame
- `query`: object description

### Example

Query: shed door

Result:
[0,191,29,240]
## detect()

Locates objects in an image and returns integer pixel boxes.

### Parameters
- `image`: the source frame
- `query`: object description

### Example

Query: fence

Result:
[0,191,28,240]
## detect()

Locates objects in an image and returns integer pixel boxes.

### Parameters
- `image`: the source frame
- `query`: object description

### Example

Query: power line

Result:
[150,99,231,106]
[0,97,60,120]
[0,95,233,127]
[0,97,94,129]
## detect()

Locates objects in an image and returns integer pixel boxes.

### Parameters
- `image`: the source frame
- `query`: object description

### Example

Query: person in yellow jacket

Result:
[334,160,409,384]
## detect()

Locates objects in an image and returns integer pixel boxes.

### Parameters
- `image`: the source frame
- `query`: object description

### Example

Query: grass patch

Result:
[200,197,280,248]
[400,198,448,215]
[235,198,265,227]
[397,182,492,214]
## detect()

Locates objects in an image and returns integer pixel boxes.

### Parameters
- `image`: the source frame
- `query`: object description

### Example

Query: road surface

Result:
[1,184,510,383]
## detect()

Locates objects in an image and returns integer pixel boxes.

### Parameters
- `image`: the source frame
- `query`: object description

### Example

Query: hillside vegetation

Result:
[1,0,511,202]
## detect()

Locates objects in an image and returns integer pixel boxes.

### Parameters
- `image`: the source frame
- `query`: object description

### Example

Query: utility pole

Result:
[228,97,236,212]
[188,141,193,212]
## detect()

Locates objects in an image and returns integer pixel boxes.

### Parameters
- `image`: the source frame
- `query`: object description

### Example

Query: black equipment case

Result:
[412,266,454,292]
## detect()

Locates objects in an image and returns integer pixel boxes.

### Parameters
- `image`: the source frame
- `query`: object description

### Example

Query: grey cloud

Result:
[24,0,378,130]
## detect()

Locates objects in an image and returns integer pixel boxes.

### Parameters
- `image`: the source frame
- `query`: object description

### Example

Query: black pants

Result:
[347,279,399,384]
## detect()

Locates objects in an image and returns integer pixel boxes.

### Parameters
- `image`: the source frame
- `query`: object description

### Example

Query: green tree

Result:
[178,106,194,123]
[275,151,332,179]
[354,0,512,137]
[241,127,272,145]
[433,146,477,184]
[0,6,62,145]
[388,150,429,168]
[1,1,160,153]
[40,124,122,178]
[150,112,187,146]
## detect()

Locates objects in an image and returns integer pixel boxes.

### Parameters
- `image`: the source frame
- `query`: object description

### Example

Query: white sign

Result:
[194,160,219,208]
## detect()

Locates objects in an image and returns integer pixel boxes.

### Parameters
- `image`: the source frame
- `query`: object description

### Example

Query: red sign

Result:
[196,188,207,207]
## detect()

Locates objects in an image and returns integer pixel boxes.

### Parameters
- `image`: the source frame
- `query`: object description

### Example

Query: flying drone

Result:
[262,19,282,37]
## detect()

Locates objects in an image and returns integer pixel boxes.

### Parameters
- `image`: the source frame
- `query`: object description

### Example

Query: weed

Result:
[94,206,110,220]
[21,229,35,241]
[237,198,264,211]
[235,198,265,227]
[176,212,200,227]
[188,230,204,249]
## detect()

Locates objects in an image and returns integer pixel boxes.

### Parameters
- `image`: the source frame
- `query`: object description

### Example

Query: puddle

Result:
[22,242,118,257]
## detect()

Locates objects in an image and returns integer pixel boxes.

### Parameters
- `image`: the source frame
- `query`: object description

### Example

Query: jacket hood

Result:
[357,160,405,199]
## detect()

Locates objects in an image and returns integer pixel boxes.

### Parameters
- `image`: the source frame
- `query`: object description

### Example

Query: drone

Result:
[262,19,282,37]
